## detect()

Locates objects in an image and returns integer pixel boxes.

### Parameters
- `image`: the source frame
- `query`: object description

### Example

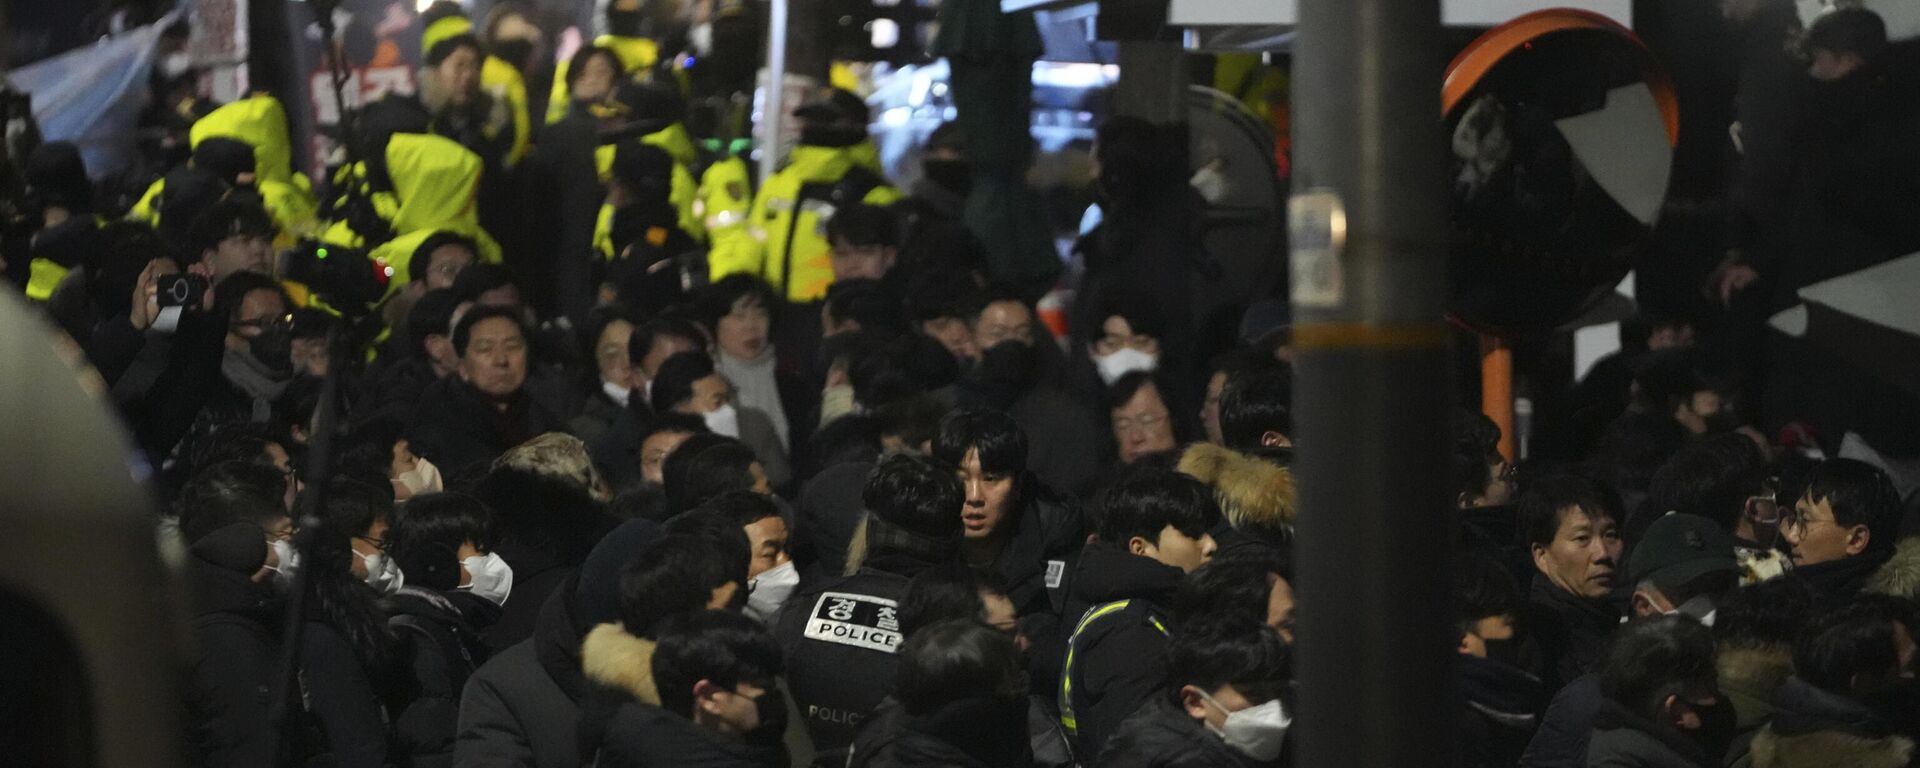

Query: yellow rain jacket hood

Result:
[366,133,502,291]
[132,95,318,243]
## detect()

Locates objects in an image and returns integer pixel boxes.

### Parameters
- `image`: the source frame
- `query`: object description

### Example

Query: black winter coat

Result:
[1095,695,1273,768]
[585,700,788,768]
[1585,700,1716,768]
[1522,576,1621,692]
[184,548,282,767]
[851,696,1052,768]
[407,377,569,482]
[386,587,499,767]
[456,579,590,768]
[1460,653,1544,768]
[776,566,915,759]
[301,620,391,768]
[1522,673,1602,768]
[1057,541,1185,760]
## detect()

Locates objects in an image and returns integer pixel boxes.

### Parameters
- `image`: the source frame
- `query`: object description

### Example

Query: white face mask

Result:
[603,379,632,408]
[460,552,515,606]
[161,52,192,79]
[1094,347,1159,386]
[704,403,741,438]
[267,539,300,592]
[745,560,800,623]
[358,551,405,595]
[395,456,444,499]
[689,22,714,55]
[1201,693,1291,762]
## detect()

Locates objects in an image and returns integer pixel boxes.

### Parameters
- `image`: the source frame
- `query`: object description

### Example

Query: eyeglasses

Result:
[1092,333,1159,356]
[235,314,293,333]
[355,535,391,553]
[1113,412,1168,435]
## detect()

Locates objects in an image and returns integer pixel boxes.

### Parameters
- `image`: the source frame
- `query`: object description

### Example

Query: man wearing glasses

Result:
[1780,459,1908,600]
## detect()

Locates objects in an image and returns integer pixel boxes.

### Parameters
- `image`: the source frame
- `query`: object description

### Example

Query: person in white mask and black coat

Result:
[649,351,793,492]
[300,477,404,768]
[387,492,514,767]
[1096,617,1293,768]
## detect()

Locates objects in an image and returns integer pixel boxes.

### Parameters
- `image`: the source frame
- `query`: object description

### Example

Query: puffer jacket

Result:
[1746,678,1915,768]
[1095,695,1274,768]
[1864,536,1920,600]
[455,579,590,768]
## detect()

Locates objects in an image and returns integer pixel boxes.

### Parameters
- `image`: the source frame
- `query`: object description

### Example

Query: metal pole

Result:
[1289,0,1456,766]
[758,0,790,185]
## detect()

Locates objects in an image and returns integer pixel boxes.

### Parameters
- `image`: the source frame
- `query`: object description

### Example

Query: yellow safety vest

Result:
[1058,600,1169,737]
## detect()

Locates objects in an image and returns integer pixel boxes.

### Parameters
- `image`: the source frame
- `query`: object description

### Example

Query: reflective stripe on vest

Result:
[1058,599,1170,735]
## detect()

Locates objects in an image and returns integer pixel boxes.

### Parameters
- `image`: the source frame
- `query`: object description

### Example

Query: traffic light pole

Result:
[1289,0,1458,766]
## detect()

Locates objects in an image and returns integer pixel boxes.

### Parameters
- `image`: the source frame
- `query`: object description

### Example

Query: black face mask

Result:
[1687,697,1739,760]
[922,158,972,195]
[1703,410,1743,435]
[491,38,536,73]
[250,324,296,375]
[748,686,789,745]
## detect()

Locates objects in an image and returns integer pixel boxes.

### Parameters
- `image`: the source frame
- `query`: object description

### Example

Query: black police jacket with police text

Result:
[775,568,912,758]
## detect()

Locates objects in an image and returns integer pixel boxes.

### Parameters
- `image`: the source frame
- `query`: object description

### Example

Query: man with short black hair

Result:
[1783,459,1906,599]
[1586,616,1733,768]
[1747,596,1918,766]
[1219,366,1292,454]
[776,454,965,760]
[626,317,706,411]
[409,305,567,476]
[189,198,277,285]
[932,409,1084,632]
[825,204,900,284]
[1520,473,1626,690]
[584,610,790,767]
[1454,555,1541,768]
[1096,619,1291,768]
[1059,468,1221,758]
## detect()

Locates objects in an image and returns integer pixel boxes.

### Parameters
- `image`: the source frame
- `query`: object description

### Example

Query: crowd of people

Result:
[5,0,1920,767]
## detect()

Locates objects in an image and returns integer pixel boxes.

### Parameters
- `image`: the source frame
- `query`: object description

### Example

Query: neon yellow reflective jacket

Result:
[131,94,319,246]
[363,134,502,293]
[546,35,664,125]
[699,156,756,280]
[482,56,532,168]
[724,144,899,303]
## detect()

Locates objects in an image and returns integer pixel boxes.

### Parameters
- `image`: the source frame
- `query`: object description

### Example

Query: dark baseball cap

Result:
[1626,513,1738,589]
[794,88,869,125]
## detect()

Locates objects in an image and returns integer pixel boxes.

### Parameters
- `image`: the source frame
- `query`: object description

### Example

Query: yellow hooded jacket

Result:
[364,133,502,293]
[130,94,319,246]
[545,35,684,125]
[715,143,899,303]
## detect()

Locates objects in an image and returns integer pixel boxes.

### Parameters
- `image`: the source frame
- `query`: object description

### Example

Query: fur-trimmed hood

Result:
[581,622,661,705]
[1718,642,1794,730]
[1749,726,1914,768]
[1177,443,1296,531]
[1865,536,1920,599]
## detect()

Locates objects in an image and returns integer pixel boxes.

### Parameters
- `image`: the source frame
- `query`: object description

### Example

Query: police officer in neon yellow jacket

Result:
[129,94,319,248]
[421,2,533,169]
[588,82,706,257]
[713,89,900,304]
[363,133,504,297]
[544,0,688,126]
